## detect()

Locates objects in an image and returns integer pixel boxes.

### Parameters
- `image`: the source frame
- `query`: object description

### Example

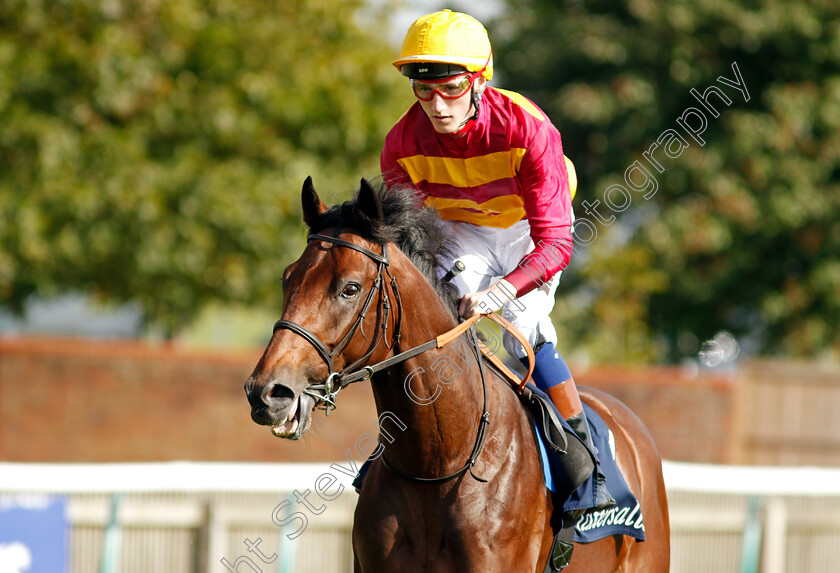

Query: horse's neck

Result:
[370,268,486,477]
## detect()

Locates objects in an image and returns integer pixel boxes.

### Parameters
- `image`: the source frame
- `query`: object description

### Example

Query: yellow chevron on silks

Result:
[423,194,526,228]
[398,150,577,202]
[397,149,527,189]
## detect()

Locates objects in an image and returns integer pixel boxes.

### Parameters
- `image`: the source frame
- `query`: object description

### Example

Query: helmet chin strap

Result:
[453,87,482,137]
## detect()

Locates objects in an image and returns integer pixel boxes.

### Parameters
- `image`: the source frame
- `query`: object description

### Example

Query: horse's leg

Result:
[564,388,670,572]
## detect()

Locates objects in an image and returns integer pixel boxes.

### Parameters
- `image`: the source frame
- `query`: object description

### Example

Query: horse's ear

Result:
[356,178,383,223]
[301,176,327,229]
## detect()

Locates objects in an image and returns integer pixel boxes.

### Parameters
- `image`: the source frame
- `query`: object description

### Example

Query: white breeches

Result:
[436,219,560,359]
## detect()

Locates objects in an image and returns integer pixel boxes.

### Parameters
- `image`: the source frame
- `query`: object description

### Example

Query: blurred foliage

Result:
[0,0,413,336]
[4,0,839,361]
[492,0,840,362]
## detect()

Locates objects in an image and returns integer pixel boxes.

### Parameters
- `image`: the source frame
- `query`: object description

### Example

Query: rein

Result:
[380,327,490,485]
[273,231,534,484]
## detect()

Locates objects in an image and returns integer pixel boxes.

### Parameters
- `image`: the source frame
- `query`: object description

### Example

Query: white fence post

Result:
[761,496,787,573]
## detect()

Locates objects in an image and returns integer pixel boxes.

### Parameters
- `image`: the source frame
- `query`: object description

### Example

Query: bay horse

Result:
[245,177,670,572]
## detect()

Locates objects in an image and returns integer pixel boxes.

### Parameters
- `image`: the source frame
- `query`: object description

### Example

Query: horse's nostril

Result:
[267,382,295,401]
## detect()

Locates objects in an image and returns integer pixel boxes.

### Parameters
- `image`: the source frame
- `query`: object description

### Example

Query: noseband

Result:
[273,232,403,414]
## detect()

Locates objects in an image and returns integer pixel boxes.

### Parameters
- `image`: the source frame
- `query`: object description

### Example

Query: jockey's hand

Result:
[459,279,517,319]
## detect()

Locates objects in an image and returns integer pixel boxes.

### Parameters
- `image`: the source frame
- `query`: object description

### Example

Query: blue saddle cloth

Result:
[532,396,646,543]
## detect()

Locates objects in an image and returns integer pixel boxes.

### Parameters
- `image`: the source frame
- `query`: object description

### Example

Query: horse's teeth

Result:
[270,398,301,437]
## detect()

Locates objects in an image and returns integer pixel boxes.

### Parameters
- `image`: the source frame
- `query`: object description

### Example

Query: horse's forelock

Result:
[306,181,459,309]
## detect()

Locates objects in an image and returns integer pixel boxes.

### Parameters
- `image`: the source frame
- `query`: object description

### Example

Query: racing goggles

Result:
[411,72,480,101]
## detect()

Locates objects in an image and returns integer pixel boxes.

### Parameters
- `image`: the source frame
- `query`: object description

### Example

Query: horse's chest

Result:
[354,488,527,572]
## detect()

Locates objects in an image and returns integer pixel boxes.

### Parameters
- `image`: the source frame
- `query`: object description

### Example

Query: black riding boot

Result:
[566,410,616,510]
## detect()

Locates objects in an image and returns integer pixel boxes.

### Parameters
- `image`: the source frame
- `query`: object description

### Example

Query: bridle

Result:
[272,230,492,484]
[273,232,402,414]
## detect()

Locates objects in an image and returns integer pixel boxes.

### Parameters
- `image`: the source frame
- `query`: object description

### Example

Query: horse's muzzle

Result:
[245,378,313,439]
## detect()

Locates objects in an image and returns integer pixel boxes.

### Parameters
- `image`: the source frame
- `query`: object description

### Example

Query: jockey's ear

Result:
[356,178,384,223]
[302,176,327,229]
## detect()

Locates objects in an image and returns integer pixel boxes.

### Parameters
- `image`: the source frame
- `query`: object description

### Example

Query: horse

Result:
[244,177,670,572]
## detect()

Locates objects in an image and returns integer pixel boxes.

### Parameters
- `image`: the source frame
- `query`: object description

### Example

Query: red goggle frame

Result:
[411,71,481,101]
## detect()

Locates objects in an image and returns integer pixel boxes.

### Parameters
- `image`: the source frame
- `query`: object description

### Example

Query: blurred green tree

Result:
[490,0,840,361]
[0,0,412,336]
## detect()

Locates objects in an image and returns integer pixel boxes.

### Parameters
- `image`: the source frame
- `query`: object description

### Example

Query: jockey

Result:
[381,9,614,509]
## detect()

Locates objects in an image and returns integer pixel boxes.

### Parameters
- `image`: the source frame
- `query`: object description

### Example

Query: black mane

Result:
[307,180,460,310]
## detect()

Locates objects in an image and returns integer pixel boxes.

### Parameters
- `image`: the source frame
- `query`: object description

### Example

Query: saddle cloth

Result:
[532,397,646,543]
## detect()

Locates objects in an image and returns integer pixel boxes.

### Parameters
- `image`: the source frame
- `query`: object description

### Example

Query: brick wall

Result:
[575,364,741,464]
[0,337,382,462]
[0,337,737,463]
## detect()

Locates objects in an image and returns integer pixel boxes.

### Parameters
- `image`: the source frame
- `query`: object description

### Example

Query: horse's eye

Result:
[341,283,361,299]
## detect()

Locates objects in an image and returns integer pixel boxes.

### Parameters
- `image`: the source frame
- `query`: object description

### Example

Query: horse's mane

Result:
[307,180,460,311]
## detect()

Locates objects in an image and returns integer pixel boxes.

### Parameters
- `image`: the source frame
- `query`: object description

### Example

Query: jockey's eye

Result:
[340,283,361,299]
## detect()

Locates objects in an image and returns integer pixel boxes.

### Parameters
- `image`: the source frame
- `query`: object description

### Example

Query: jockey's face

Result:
[416,75,486,134]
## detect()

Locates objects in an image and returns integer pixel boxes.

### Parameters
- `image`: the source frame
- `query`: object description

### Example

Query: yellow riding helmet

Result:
[393,10,494,81]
